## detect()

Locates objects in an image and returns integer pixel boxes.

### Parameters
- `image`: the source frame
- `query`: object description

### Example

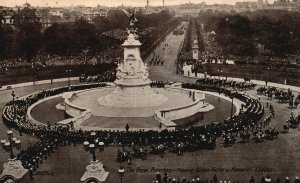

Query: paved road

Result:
[145,23,197,83]
[0,81,79,165]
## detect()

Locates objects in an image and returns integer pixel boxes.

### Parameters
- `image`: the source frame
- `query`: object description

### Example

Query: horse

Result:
[132,146,147,160]
[283,124,289,133]
[287,117,299,129]
[116,149,130,163]
[265,128,279,140]
[253,131,264,143]
[150,144,166,156]
[240,131,250,143]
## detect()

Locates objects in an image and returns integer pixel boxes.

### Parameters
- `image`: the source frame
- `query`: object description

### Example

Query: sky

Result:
[0,0,275,7]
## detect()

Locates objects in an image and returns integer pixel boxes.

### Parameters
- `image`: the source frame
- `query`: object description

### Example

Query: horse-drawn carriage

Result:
[264,128,279,140]
[79,74,88,82]
[132,146,147,160]
[168,142,185,155]
[283,113,300,132]
[116,149,131,163]
[287,115,300,129]
[283,124,289,133]
[253,130,264,143]
[150,144,166,156]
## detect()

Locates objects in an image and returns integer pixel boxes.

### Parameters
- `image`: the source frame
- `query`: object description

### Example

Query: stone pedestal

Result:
[80,160,109,183]
[0,159,28,182]
[98,30,167,108]
[192,39,199,60]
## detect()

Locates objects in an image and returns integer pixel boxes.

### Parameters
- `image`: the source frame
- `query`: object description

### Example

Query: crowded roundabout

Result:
[1,71,300,183]
[0,20,300,183]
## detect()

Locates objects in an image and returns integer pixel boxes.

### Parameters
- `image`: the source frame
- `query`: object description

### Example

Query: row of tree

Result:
[0,7,174,62]
[194,21,205,53]
[201,10,300,57]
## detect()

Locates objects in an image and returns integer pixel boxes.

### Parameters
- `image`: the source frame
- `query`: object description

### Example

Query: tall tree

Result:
[13,6,42,62]
[43,23,72,54]
[0,25,15,59]
[71,18,97,53]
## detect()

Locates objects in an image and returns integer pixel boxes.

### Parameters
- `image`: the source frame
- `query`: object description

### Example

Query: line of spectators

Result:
[0,46,123,71]
[196,78,256,90]
[79,70,116,83]
[234,57,299,70]
[150,81,173,88]
[1,81,283,175]
[153,173,300,183]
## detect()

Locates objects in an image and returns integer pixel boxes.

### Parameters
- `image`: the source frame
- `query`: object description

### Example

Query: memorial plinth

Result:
[42,26,214,130]
[0,159,28,182]
[98,31,167,108]
[80,160,109,183]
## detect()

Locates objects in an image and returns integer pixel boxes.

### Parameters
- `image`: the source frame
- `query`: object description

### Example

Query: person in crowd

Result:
[249,176,255,183]
[125,123,129,132]
[295,177,300,183]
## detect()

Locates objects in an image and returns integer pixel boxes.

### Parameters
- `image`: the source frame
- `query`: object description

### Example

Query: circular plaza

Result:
[27,84,240,130]
[0,13,300,183]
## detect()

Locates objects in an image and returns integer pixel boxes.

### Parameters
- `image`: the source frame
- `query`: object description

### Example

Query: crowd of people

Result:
[177,20,299,81]
[2,83,107,132]
[196,78,256,90]
[153,173,300,183]
[103,28,154,42]
[79,70,116,83]
[234,57,299,69]
[177,19,222,73]
[198,25,222,64]
[4,79,271,163]
[0,47,123,71]
[149,54,165,66]
[257,86,300,108]
[0,58,31,71]
[150,81,173,88]
[3,75,299,180]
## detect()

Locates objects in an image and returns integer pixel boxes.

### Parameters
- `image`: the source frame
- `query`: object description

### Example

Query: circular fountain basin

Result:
[70,87,196,118]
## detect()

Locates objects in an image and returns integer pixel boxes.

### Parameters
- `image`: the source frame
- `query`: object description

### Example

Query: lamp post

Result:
[217,69,222,80]
[0,131,27,182]
[1,130,21,159]
[83,131,98,162]
[80,138,109,183]
[11,91,15,101]
[66,69,72,86]
[7,130,14,159]
[35,67,40,84]
[230,94,234,119]
[89,144,96,162]
[217,69,222,95]
[118,166,125,183]
[266,67,271,86]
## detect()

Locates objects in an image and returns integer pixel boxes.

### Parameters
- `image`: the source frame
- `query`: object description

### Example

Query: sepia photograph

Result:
[0,0,299,182]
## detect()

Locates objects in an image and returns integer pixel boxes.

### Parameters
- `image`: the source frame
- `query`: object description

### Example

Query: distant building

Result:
[81,9,108,23]
[272,0,300,11]
[143,0,169,15]
[173,2,204,17]
[173,2,235,17]
[174,9,200,17]
[0,7,14,25]
[49,8,64,18]
[234,0,272,12]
